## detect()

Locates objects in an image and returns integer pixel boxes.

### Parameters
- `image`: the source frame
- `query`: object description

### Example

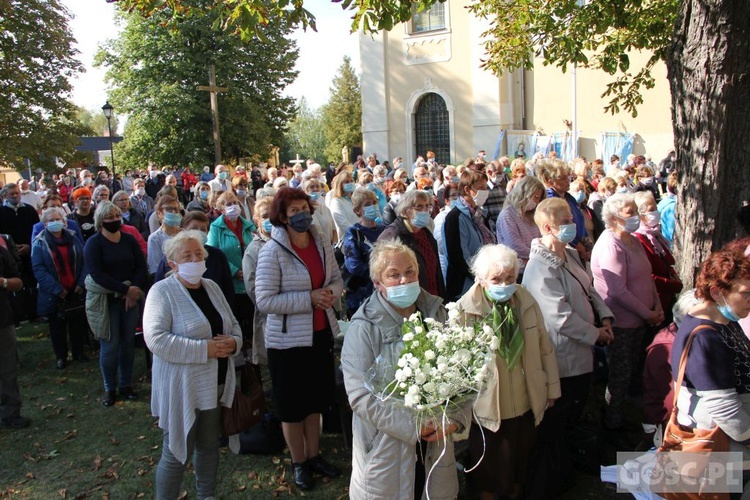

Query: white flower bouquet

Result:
[364,302,497,420]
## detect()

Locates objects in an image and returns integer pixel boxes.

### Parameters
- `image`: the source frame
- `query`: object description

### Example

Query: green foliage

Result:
[0,0,84,168]
[95,1,298,169]
[467,0,679,116]
[280,97,328,165]
[321,56,362,164]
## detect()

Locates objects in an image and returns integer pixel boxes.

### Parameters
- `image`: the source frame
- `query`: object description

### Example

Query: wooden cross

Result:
[197,65,229,165]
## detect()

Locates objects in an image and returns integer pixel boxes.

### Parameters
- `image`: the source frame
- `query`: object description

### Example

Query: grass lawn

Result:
[1,322,622,499]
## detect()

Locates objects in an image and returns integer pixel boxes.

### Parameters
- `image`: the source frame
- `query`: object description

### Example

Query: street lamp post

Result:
[101,101,115,178]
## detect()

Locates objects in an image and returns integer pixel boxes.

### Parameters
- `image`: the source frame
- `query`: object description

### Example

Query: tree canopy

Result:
[95,0,298,169]
[280,97,328,165]
[0,0,84,168]
[321,56,362,164]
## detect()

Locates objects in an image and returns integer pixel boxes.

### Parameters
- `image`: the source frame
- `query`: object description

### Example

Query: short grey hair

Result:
[93,201,122,230]
[369,239,418,283]
[301,178,323,193]
[395,190,430,218]
[111,190,130,205]
[40,207,66,223]
[633,190,656,212]
[92,184,110,199]
[673,289,700,328]
[601,193,636,229]
[470,244,519,282]
[373,165,387,177]
[255,187,276,199]
[163,230,208,263]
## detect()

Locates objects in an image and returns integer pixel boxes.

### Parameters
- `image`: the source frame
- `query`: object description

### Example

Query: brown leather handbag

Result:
[657,325,730,500]
[222,363,265,436]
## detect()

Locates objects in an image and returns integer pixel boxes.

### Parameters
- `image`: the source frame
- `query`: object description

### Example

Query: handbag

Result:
[222,363,265,436]
[656,324,730,500]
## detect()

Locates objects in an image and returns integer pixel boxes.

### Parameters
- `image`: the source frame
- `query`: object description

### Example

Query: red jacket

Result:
[643,322,677,426]
[634,232,683,314]
[181,171,197,193]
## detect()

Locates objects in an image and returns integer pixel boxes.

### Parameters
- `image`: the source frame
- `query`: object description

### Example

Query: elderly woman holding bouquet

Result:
[342,239,463,499]
[456,244,560,500]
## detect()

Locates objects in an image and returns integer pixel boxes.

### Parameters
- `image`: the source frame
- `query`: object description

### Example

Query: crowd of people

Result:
[3,148,750,499]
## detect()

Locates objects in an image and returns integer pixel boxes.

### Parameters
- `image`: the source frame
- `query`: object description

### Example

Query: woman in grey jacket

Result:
[341,240,462,500]
[521,197,614,497]
[255,187,344,491]
[144,230,242,500]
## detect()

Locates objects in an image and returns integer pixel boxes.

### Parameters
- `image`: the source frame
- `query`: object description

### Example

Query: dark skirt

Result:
[267,327,335,423]
[466,411,537,498]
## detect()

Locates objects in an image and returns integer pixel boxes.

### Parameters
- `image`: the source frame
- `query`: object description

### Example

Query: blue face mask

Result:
[621,215,641,233]
[262,219,273,233]
[451,176,460,184]
[411,211,431,228]
[570,191,586,204]
[718,297,741,322]
[363,205,380,221]
[46,221,65,233]
[200,190,209,200]
[386,281,420,308]
[163,212,182,227]
[486,283,517,303]
[309,191,321,202]
[236,189,246,197]
[288,211,313,233]
[555,223,577,244]
[343,183,356,194]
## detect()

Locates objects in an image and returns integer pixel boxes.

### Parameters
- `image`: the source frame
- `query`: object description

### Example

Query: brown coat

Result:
[456,283,561,431]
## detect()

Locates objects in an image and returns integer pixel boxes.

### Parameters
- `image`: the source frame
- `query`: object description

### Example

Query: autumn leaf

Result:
[93,455,102,470]
[58,488,67,497]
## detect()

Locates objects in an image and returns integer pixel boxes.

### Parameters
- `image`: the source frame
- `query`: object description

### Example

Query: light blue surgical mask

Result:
[411,211,431,228]
[718,297,741,322]
[570,191,586,204]
[46,221,65,233]
[486,283,517,303]
[621,215,641,233]
[236,189,246,197]
[363,205,380,221]
[199,190,209,200]
[163,212,182,227]
[309,191,322,202]
[343,183,356,194]
[555,223,577,244]
[262,219,273,233]
[386,281,420,308]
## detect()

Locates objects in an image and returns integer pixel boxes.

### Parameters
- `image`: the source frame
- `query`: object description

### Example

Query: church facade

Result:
[359,1,674,165]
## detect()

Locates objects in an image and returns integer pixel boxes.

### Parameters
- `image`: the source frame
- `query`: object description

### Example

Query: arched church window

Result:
[414,93,449,164]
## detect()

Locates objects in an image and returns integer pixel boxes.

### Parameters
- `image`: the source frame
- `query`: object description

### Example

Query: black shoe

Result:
[1,415,30,428]
[119,387,139,401]
[291,462,314,491]
[56,358,67,370]
[307,455,340,478]
[73,353,89,362]
[102,390,116,407]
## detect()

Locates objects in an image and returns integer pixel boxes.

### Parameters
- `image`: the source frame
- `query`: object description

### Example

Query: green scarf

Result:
[483,290,525,371]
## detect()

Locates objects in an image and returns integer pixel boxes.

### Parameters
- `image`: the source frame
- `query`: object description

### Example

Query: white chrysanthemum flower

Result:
[490,336,500,350]
[414,326,423,334]
[448,308,460,321]
[402,366,412,378]
[437,363,448,373]
[408,313,420,322]
[402,332,414,342]
[415,371,427,384]
[409,356,420,367]
[397,357,408,368]
[424,350,436,360]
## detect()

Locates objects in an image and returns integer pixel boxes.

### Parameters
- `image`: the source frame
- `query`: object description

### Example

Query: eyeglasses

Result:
[162,206,180,213]
[413,204,433,212]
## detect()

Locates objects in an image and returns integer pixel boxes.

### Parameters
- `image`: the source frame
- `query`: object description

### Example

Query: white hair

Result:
[470,244,519,282]
[601,193,636,229]
[633,190,656,212]
[395,190,430,218]
[40,207,66,223]
[163,230,208,263]
[673,289,700,328]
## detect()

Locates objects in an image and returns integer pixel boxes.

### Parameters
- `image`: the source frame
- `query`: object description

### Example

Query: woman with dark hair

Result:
[443,169,496,301]
[255,187,344,491]
[671,247,750,466]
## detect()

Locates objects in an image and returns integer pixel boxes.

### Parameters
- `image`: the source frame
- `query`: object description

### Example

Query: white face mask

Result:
[136,187,146,197]
[473,189,489,207]
[525,199,538,212]
[175,260,206,284]
[224,204,241,219]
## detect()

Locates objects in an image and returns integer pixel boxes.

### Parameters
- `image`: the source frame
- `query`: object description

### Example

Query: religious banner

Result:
[506,130,536,160]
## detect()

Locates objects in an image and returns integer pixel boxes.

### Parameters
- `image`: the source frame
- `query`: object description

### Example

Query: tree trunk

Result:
[666,0,750,288]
